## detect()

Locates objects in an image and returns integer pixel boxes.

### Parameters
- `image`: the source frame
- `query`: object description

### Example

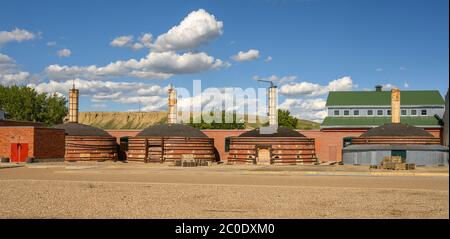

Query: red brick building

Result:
[0,125,65,162]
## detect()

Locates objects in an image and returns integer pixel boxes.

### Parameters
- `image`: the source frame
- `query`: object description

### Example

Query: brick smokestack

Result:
[168,84,177,124]
[391,88,401,124]
[268,85,278,126]
[68,83,79,123]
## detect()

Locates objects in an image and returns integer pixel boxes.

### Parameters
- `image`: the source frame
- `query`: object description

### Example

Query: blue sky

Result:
[0,0,448,122]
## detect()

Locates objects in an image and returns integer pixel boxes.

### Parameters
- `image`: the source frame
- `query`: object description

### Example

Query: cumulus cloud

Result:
[110,33,153,50]
[279,76,355,97]
[0,53,13,63]
[28,78,170,111]
[57,48,71,58]
[264,56,272,62]
[0,28,35,46]
[29,78,168,97]
[231,49,260,62]
[152,9,223,52]
[0,53,33,86]
[46,9,228,81]
[279,98,327,122]
[46,51,227,80]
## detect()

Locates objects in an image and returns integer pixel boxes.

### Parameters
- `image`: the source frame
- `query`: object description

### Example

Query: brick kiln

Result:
[227,82,317,165]
[126,85,216,163]
[343,89,449,166]
[53,84,117,161]
[227,127,317,165]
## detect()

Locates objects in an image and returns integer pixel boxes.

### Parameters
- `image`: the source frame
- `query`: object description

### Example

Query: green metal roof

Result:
[326,90,444,106]
[321,116,442,128]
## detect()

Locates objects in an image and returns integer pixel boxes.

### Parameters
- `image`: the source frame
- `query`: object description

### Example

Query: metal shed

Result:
[343,144,449,166]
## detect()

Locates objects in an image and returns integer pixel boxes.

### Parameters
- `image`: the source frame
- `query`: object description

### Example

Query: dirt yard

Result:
[0,162,448,219]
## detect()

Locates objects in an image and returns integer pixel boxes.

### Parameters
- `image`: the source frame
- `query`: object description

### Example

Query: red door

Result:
[10,143,28,163]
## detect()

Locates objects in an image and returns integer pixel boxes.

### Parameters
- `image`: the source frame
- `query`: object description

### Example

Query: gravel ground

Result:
[0,163,448,219]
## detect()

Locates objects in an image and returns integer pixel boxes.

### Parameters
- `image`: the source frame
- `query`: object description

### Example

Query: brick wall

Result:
[34,128,66,159]
[106,130,140,143]
[301,129,366,162]
[106,127,443,163]
[202,130,246,162]
[0,127,35,159]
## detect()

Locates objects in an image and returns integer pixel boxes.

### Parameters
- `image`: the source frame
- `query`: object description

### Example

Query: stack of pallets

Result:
[371,156,415,170]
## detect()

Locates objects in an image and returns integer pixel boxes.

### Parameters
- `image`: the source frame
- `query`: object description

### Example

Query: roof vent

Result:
[375,85,383,92]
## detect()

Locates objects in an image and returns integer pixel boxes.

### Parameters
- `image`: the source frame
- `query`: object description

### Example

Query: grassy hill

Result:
[79,112,168,129]
[78,112,320,130]
[296,119,321,130]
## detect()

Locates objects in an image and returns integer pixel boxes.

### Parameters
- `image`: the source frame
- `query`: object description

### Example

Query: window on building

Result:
[334,110,339,116]
[353,110,359,116]
[411,109,417,115]
[344,110,349,116]
[421,109,427,116]
[367,110,373,116]
[377,110,383,116]
[401,109,407,116]
[387,110,391,115]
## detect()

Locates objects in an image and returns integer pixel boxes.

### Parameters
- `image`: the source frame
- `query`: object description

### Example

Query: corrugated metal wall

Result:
[343,150,449,166]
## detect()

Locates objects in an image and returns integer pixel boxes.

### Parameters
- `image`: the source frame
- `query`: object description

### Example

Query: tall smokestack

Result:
[68,82,79,123]
[268,85,278,126]
[168,84,177,124]
[391,88,401,124]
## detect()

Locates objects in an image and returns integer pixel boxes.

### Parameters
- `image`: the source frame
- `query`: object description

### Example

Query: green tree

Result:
[189,111,245,129]
[277,109,298,129]
[0,85,68,125]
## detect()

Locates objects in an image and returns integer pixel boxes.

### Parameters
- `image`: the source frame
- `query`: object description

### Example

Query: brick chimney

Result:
[168,84,177,124]
[268,85,278,126]
[391,88,401,124]
[68,83,79,123]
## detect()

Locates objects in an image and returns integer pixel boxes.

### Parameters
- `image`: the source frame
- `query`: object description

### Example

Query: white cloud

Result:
[110,35,133,47]
[152,9,223,52]
[47,9,228,81]
[0,71,31,86]
[29,78,168,97]
[28,78,170,112]
[404,81,409,88]
[279,76,355,97]
[57,48,71,58]
[264,56,272,62]
[253,75,297,85]
[0,53,13,63]
[110,33,153,50]
[0,28,35,46]
[46,51,227,80]
[279,98,327,122]
[231,49,260,62]
[0,53,32,86]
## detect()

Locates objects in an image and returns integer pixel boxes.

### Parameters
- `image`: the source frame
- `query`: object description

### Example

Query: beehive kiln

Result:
[227,82,317,165]
[53,84,117,161]
[126,85,216,164]
[227,127,317,165]
[343,88,449,166]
